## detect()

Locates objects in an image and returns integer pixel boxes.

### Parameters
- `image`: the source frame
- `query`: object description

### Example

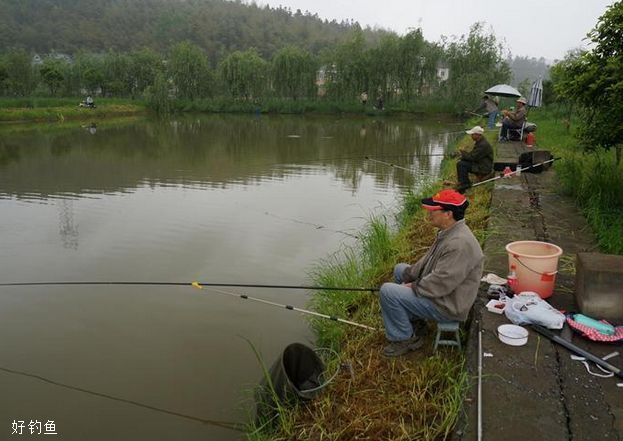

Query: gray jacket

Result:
[401,220,484,321]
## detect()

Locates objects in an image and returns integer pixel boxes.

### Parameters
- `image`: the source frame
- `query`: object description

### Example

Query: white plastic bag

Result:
[504,292,565,329]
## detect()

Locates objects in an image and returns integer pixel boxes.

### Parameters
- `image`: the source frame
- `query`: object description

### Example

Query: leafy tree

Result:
[271,46,317,100]
[442,23,511,112]
[128,48,164,99]
[39,58,65,95]
[73,52,105,96]
[168,41,213,100]
[3,49,36,96]
[219,49,268,100]
[325,27,369,101]
[552,1,623,163]
[102,50,132,97]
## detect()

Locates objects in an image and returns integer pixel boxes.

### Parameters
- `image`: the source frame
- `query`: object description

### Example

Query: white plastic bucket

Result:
[506,241,563,299]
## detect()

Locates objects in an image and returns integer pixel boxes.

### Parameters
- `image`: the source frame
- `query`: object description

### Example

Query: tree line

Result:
[0,24,510,114]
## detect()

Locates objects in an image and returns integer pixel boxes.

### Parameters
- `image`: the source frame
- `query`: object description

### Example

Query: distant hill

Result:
[0,0,388,60]
[508,56,551,87]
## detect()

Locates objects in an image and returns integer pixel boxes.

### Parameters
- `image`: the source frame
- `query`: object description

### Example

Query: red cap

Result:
[421,189,468,211]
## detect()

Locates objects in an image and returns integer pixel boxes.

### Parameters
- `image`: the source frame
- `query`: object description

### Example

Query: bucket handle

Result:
[513,255,558,277]
[299,347,341,394]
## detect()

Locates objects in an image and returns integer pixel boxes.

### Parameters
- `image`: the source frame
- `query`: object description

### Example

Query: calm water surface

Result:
[0,114,460,440]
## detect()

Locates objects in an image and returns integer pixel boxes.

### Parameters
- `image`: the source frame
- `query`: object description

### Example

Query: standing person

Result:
[378,189,484,357]
[500,97,527,141]
[475,95,499,129]
[375,94,384,110]
[455,125,493,192]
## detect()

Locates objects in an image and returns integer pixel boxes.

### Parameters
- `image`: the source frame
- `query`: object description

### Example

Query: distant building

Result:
[437,66,449,82]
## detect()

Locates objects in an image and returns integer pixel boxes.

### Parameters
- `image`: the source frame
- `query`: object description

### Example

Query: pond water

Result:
[0,114,460,440]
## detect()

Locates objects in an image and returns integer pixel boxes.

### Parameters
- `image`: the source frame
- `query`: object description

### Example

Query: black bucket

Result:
[255,343,327,424]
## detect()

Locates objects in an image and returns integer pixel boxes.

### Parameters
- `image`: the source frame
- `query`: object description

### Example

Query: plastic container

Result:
[507,266,518,293]
[497,324,528,346]
[526,132,535,147]
[506,241,563,299]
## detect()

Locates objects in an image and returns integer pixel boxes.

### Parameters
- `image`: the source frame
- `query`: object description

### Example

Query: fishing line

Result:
[0,365,244,432]
[364,156,425,173]
[0,281,379,292]
[191,282,377,331]
[236,201,360,239]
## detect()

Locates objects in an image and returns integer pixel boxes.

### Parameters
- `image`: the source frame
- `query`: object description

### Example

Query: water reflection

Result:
[0,114,458,200]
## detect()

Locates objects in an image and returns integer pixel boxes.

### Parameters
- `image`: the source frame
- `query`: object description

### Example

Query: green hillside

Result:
[0,0,388,59]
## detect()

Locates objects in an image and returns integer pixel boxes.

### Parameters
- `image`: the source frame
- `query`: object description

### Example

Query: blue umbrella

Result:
[528,78,543,108]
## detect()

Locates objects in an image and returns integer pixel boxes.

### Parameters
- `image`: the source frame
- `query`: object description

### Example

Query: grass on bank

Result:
[0,97,146,122]
[530,106,623,254]
[249,131,494,440]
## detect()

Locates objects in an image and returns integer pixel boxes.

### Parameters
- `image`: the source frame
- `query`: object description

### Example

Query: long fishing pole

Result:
[0,281,379,292]
[364,156,441,173]
[472,157,560,188]
[191,282,376,331]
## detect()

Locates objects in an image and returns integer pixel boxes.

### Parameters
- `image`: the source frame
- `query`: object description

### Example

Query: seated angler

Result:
[499,97,527,141]
[455,125,493,192]
[378,189,484,357]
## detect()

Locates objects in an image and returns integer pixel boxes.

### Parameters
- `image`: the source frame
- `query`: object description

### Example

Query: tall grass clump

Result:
[536,106,623,254]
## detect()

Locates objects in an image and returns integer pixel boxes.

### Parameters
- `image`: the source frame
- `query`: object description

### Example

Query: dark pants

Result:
[500,120,521,139]
[457,160,472,187]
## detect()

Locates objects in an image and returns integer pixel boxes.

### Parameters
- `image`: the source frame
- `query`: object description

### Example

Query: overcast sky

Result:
[255,0,615,61]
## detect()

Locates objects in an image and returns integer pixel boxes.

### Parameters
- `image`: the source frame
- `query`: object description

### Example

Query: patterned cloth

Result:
[566,316,623,342]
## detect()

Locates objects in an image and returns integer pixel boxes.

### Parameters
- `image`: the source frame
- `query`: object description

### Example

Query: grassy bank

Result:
[250,131,494,440]
[0,97,146,122]
[0,96,460,123]
[170,96,458,115]
[531,106,623,254]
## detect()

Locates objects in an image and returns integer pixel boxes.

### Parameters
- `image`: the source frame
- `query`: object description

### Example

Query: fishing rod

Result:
[472,157,560,188]
[294,153,448,164]
[191,282,376,331]
[0,281,379,292]
[364,155,449,173]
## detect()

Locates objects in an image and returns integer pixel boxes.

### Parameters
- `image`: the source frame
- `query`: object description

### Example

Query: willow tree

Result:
[218,49,268,100]
[325,27,370,101]
[128,48,164,99]
[271,46,318,100]
[367,34,400,102]
[552,1,623,164]
[168,41,213,100]
[442,23,510,111]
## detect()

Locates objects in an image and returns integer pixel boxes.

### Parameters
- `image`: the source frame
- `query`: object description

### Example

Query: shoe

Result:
[383,335,424,357]
[499,137,508,142]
